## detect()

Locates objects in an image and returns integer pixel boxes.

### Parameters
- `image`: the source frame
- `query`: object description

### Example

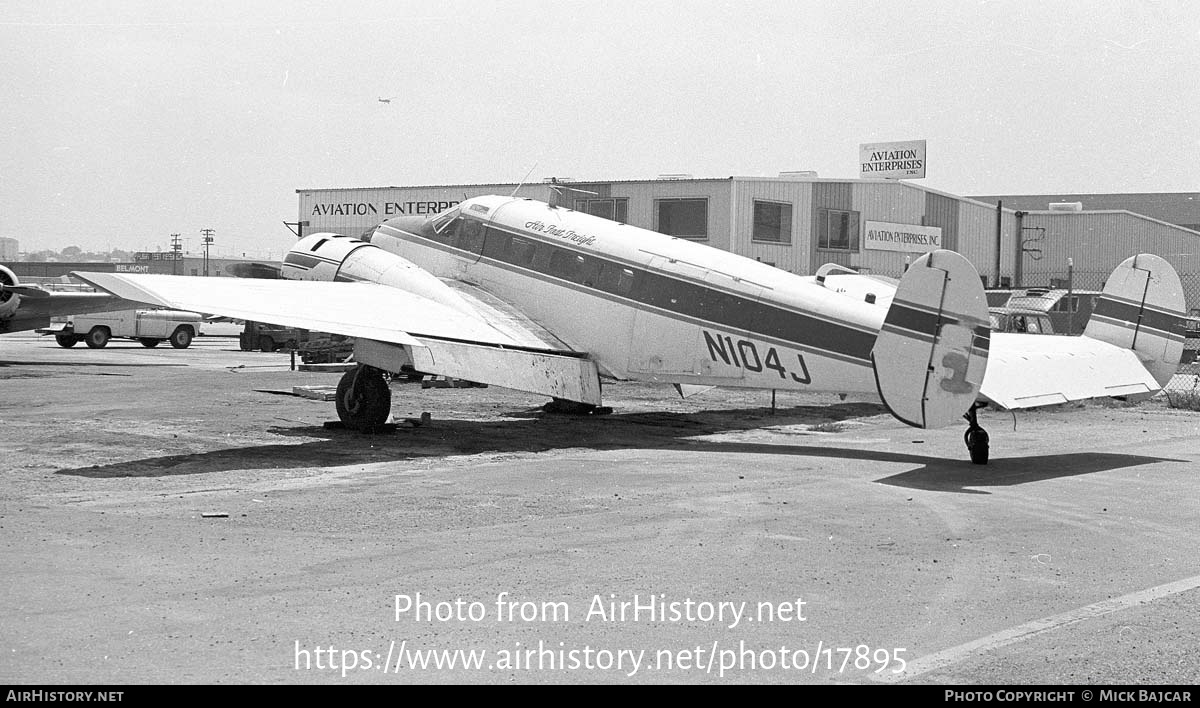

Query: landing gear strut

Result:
[963,401,989,465]
[335,365,392,431]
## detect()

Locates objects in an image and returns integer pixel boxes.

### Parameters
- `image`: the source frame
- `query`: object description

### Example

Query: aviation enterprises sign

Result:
[863,220,942,254]
[859,139,926,179]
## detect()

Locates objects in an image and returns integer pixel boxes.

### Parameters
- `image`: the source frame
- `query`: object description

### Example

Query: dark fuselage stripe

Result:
[379,222,881,364]
[1092,296,1187,337]
[884,300,990,345]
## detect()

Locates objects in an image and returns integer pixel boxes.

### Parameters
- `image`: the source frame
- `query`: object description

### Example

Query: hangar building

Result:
[298,177,1200,299]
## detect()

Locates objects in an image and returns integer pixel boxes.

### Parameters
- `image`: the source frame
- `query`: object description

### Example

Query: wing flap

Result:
[442,279,574,351]
[980,332,1160,409]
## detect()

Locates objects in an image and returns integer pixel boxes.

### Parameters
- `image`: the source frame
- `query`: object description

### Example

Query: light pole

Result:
[200,228,215,276]
[170,233,181,275]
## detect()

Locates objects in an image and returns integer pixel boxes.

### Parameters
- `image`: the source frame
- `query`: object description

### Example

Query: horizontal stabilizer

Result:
[872,250,990,429]
[979,333,1161,408]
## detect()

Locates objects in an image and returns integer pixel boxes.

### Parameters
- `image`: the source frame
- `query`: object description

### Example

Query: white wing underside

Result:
[72,273,574,354]
[980,332,1161,409]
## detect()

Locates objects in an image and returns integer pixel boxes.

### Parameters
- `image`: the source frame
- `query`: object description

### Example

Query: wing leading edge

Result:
[72,272,571,353]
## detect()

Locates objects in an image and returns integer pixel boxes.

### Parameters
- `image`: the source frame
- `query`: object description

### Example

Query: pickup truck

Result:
[47,309,203,349]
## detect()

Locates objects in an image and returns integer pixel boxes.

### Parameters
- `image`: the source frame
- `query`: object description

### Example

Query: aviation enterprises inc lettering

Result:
[858,139,926,179]
[310,200,461,218]
[863,220,942,254]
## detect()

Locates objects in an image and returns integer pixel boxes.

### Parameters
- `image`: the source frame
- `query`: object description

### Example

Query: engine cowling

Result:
[281,232,479,317]
[0,264,21,320]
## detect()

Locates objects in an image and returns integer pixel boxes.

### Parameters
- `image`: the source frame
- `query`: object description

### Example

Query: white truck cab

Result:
[51,309,203,349]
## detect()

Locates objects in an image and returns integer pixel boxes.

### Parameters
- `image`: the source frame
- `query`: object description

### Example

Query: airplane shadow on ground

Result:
[0,359,187,368]
[54,402,1184,494]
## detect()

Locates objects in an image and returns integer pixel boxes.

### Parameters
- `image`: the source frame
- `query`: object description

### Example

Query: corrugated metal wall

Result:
[1018,211,1200,291]
[611,179,733,250]
[730,179,811,273]
[810,182,854,271]
[845,182,929,277]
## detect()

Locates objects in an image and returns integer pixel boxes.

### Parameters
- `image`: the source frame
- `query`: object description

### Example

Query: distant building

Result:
[298,177,1200,301]
[969,193,1200,233]
[0,237,17,261]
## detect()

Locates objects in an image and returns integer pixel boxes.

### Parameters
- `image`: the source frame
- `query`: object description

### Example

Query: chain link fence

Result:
[1018,268,1200,409]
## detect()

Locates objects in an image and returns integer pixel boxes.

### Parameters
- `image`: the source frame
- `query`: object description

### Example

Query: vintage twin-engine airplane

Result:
[75,195,1187,464]
[0,266,132,335]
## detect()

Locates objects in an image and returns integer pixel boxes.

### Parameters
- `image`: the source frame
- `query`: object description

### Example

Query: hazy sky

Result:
[2,0,1197,259]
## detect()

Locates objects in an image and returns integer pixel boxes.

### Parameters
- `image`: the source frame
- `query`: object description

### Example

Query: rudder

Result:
[872,250,991,429]
[1083,253,1187,388]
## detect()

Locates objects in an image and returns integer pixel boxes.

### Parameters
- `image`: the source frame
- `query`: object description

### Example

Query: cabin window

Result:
[508,237,537,267]
[616,268,636,295]
[599,262,637,296]
[574,198,628,223]
[817,208,860,251]
[481,228,510,260]
[752,201,792,243]
[452,219,485,253]
[655,198,708,240]
[547,250,587,281]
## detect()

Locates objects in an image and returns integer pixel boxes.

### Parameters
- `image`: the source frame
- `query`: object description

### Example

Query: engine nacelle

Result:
[281,232,478,317]
[0,264,21,320]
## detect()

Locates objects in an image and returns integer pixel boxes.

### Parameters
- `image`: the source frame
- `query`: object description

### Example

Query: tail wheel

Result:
[85,327,110,348]
[335,365,392,431]
[965,427,990,465]
[169,327,193,349]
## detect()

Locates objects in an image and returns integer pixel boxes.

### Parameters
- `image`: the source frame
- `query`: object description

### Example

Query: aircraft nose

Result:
[379,215,427,237]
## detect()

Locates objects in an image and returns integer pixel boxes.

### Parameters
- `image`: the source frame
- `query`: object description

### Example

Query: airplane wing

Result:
[0,286,135,334]
[73,272,571,353]
[979,332,1162,408]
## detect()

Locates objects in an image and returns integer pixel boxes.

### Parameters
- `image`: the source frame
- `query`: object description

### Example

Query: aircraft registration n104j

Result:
[76,195,1187,464]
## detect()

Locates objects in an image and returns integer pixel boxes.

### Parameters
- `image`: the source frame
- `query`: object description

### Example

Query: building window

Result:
[575,198,628,223]
[817,208,860,251]
[752,201,792,243]
[655,198,708,240]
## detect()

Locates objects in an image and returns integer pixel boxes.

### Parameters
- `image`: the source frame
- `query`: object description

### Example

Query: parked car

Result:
[239,320,304,352]
[989,307,1055,334]
[44,309,202,349]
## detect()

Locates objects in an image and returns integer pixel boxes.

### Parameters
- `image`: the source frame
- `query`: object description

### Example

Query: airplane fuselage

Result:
[290,195,897,397]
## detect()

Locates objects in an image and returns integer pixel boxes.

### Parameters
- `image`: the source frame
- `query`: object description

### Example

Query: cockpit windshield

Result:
[431,208,461,234]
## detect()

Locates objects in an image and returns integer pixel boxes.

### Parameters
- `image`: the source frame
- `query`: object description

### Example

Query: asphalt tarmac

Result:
[1,331,1198,685]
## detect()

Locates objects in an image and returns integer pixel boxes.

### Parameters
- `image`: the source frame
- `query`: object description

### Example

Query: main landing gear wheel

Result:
[963,401,989,465]
[335,365,392,431]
